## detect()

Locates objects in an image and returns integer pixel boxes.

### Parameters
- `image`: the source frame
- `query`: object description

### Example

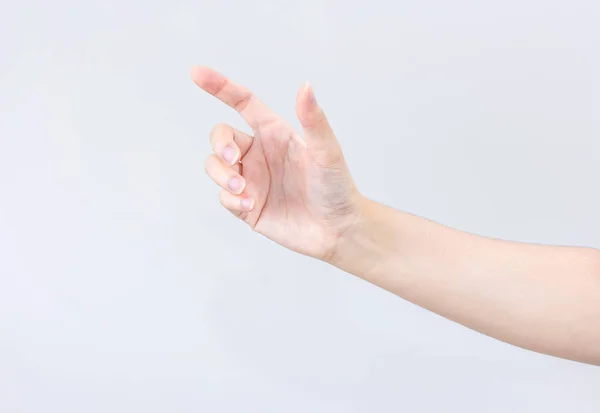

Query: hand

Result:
[192,67,362,261]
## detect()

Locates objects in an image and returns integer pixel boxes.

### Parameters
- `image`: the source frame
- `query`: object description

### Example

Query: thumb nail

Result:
[304,82,316,104]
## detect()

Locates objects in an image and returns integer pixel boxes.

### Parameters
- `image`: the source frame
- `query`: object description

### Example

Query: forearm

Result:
[332,197,600,365]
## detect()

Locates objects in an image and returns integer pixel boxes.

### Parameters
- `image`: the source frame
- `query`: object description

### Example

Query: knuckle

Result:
[210,123,231,140]
[233,93,252,112]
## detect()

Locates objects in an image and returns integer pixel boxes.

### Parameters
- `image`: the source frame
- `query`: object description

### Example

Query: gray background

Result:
[1,0,599,411]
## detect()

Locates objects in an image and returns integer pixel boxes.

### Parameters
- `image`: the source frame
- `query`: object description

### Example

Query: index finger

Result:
[191,66,274,130]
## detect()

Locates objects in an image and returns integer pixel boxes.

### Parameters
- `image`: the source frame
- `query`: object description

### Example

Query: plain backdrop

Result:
[1,0,599,412]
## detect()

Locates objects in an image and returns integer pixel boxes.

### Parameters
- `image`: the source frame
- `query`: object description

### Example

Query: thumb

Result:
[296,83,341,159]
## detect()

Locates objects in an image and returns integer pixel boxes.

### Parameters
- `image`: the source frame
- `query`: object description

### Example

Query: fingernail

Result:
[227,177,245,194]
[305,82,316,104]
[240,198,254,211]
[222,145,238,165]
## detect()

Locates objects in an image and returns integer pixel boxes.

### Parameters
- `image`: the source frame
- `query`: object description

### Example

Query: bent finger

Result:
[219,190,255,216]
[209,123,253,165]
[204,154,246,195]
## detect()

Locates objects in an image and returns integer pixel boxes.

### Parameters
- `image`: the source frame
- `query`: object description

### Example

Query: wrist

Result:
[327,196,392,276]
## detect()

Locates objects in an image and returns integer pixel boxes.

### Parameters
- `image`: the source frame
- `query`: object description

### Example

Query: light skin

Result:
[193,66,600,366]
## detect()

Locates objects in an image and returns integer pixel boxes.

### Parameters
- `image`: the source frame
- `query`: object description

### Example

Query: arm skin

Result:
[332,199,600,365]
[193,66,600,366]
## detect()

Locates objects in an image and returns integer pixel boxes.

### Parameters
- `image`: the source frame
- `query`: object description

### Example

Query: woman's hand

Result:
[192,67,362,261]
[192,66,600,366]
